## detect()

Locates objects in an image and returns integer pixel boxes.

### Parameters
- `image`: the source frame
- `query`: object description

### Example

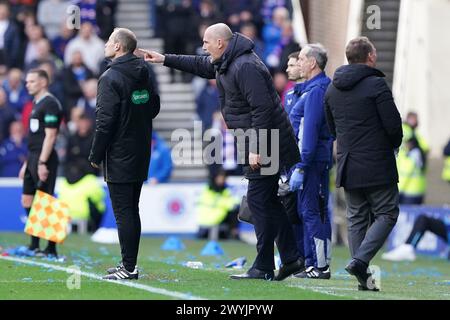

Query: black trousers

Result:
[107,181,143,271]
[406,214,448,246]
[247,174,299,272]
[345,183,400,265]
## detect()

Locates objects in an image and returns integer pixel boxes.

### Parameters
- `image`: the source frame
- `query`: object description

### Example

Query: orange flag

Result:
[24,190,71,243]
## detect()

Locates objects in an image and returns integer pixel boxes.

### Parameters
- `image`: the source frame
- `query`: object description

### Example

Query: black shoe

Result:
[274,258,305,281]
[345,259,379,291]
[103,265,139,280]
[358,284,380,292]
[294,266,331,280]
[30,248,45,257]
[43,248,58,258]
[230,268,274,281]
[106,263,124,274]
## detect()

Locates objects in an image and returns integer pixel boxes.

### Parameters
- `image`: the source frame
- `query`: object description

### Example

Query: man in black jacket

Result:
[89,28,160,280]
[324,37,403,291]
[140,23,304,281]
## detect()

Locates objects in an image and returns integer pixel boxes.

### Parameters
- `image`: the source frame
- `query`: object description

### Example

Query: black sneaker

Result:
[103,265,139,280]
[294,266,331,279]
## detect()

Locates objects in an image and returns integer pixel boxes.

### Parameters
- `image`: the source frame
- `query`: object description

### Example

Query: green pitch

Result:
[0,232,448,300]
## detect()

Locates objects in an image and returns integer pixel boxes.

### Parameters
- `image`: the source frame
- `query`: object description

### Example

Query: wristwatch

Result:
[38,160,47,166]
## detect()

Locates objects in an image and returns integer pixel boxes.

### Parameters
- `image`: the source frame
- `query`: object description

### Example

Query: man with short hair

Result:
[20,69,63,257]
[324,36,403,291]
[89,28,160,280]
[141,23,304,281]
[288,44,333,279]
[284,51,302,116]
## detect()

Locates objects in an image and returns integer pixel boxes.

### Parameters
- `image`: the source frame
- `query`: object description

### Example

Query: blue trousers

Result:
[295,162,332,268]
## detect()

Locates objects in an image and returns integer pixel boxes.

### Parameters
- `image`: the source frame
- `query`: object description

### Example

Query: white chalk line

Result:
[0,255,206,300]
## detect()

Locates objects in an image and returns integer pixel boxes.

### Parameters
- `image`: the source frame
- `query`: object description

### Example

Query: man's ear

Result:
[309,57,317,70]
[114,42,120,52]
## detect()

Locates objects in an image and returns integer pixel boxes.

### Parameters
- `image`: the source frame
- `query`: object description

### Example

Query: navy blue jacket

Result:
[89,54,160,182]
[164,33,300,177]
[284,82,304,116]
[4,21,22,68]
[325,64,402,189]
[289,72,333,169]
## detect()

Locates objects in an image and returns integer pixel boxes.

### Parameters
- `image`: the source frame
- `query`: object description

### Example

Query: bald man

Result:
[89,28,160,280]
[141,23,305,281]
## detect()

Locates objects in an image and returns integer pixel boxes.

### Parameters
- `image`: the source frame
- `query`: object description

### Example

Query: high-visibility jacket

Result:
[442,156,450,182]
[58,174,106,220]
[397,149,426,197]
[196,187,238,227]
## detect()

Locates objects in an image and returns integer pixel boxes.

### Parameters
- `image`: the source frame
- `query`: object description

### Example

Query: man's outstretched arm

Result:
[139,49,216,79]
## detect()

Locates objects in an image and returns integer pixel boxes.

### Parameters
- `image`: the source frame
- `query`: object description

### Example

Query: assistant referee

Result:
[20,69,63,257]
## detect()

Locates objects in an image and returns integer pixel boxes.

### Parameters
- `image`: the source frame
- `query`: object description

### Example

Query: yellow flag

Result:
[24,190,71,243]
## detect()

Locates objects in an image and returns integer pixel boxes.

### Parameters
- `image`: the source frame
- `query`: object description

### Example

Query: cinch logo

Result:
[131,89,150,104]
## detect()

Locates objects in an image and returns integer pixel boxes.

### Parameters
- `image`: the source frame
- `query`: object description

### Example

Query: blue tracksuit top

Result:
[288,72,333,169]
[284,82,305,116]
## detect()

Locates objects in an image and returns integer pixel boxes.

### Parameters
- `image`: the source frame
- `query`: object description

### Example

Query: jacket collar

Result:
[107,52,136,69]
[302,72,329,92]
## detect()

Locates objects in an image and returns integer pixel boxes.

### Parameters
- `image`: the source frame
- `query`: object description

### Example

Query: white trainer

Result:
[382,244,416,262]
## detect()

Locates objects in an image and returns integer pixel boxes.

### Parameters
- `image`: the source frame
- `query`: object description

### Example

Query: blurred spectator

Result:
[2,68,31,114]
[25,38,63,72]
[96,0,118,40]
[37,0,71,40]
[219,0,260,32]
[148,131,172,184]
[262,6,290,69]
[75,78,97,119]
[38,62,65,112]
[51,22,75,60]
[196,167,240,240]
[406,111,430,155]
[196,79,219,132]
[73,0,97,28]
[382,214,450,261]
[0,1,23,72]
[64,21,104,75]
[211,112,242,176]
[240,22,264,59]
[23,23,45,67]
[261,0,291,24]
[64,112,98,181]
[62,50,94,112]
[162,0,197,83]
[273,70,288,98]
[59,113,105,233]
[196,0,221,25]
[0,87,17,142]
[398,135,427,205]
[443,138,450,184]
[277,24,300,72]
[0,121,27,176]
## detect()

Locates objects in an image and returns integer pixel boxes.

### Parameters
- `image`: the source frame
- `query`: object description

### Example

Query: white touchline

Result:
[0,256,206,300]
